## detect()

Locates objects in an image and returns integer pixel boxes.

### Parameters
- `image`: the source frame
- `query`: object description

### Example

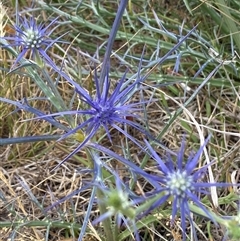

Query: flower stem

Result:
[96,187,116,241]
[87,149,115,241]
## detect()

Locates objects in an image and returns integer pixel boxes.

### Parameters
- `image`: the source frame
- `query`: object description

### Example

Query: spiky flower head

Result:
[92,175,140,241]
[42,66,148,169]
[143,136,231,240]
[1,16,61,69]
[93,177,136,225]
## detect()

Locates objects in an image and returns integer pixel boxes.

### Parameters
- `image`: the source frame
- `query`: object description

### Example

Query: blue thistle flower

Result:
[39,65,150,169]
[1,16,62,70]
[142,136,232,240]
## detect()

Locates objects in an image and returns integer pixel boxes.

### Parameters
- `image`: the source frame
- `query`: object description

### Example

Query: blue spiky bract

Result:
[141,136,231,240]
[2,16,62,70]
[41,65,146,169]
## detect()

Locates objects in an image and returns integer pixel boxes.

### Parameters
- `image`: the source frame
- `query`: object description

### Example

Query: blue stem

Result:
[0,135,62,145]
[99,0,128,92]
[77,185,97,241]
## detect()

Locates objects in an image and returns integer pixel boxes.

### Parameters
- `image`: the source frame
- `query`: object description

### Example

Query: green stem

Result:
[96,187,115,241]
[85,148,115,241]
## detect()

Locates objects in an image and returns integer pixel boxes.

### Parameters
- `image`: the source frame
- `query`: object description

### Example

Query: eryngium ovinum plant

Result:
[0,0,239,240]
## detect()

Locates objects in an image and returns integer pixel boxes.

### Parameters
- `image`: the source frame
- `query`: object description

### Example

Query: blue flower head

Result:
[143,136,229,240]
[46,65,148,169]
[1,16,61,69]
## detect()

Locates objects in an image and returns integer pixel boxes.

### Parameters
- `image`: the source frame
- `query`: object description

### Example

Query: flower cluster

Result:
[0,1,239,241]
